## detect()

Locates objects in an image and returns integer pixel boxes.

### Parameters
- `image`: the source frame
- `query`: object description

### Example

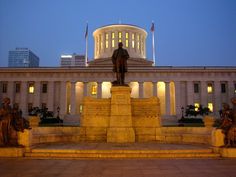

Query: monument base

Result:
[107,128,135,143]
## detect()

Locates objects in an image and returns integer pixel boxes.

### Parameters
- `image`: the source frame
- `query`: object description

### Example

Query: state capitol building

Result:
[1,24,236,122]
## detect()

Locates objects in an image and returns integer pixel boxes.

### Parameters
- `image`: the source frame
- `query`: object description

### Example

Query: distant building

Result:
[60,54,85,67]
[8,48,40,67]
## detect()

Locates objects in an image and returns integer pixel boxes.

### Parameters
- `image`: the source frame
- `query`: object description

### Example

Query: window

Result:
[221,83,226,93]
[105,33,109,48]
[2,82,7,93]
[194,103,200,111]
[112,32,115,48]
[99,34,103,50]
[208,103,213,112]
[42,83,47,93]
[15,82,21,93]
[118,32,122,42]
[28,103,33,113]
[125,32,129,47]
[91,85,97,95]
[132,33,135,48]
[137,34,140,50]
[28,83,34,93]
[194,83,199,93]
[207,83,213,93]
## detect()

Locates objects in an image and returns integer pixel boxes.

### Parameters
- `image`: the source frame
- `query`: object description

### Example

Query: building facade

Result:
[1,24,236,121]
[60,54,85,67]
[8,48,40,67]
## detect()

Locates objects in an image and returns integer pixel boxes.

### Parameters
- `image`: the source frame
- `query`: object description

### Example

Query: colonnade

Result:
[1,80,235,119]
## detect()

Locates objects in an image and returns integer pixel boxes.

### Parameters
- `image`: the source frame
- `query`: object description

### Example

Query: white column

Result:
[175,81,181,117]
[200,81,208,107]
[47,81,54,112]
[152,82,157,97]
[214,81,221,115]
[34,81,41,107]
[97,82,102,98]
[8,81,14,106]
[20,81,28,116]
[139,82,144,98]
[187,81,194,106]
[60,81,67,117]
[83,82,88,97]
[70,81,76,115]
[228,81,235,105]
[165,82,171,116]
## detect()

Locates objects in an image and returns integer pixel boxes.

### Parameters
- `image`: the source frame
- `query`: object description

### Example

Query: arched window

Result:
[132,33,135,48]
[118,32,122,42]
[112,32,115,48]
[105,33,109,48]
[125,32,129,47]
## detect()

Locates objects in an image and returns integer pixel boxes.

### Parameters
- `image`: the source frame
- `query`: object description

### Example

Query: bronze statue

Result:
[112,42,129,85]
[0,97,13,146]
[219,98,236,147]
[0,97,30,146]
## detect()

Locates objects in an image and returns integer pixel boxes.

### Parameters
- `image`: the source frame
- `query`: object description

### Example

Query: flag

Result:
[151,22,155,32]
[85,23,88,38]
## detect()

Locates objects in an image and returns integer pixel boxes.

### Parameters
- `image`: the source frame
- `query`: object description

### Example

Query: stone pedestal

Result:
[28,116,40,127]
[107,86,135,143]
[211,128,225,147]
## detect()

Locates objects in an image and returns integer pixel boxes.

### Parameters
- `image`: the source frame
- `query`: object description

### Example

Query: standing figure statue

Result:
[0,97,13,146]
[112,42,129,85]
[219,98,236,147]
[226,97,236,147]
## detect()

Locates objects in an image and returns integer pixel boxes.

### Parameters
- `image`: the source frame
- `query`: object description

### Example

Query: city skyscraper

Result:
[8,48,40,67]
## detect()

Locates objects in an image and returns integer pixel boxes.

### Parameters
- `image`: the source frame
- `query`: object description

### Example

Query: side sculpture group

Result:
[0,97,30,146]
[219,97,236,147]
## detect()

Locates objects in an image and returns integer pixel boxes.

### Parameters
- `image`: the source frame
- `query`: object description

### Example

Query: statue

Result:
[0,97,12,146]
[112,42,129,85]
[0,97,30,146]
[219,98,236,147]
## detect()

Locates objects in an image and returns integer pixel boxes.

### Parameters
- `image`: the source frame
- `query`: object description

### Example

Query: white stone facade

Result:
[0,66,236,120]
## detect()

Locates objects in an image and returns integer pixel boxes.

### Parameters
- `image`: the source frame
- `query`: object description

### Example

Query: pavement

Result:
[0,158,236,177]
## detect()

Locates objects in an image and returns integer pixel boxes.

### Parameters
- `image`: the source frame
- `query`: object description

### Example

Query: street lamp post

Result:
[57,106,60,119]
[181,106,184,119]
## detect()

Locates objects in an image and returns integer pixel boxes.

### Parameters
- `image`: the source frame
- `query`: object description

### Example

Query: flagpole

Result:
[151,22,156,66]
[85,22,88,67]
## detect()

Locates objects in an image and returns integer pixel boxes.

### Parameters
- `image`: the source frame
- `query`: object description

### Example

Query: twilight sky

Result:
[0,0,236,67]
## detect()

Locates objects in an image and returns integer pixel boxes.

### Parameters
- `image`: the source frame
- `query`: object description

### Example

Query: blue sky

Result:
[0,0,235,67]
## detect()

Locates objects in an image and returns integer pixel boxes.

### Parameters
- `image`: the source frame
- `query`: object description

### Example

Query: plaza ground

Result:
[0,158,236,177]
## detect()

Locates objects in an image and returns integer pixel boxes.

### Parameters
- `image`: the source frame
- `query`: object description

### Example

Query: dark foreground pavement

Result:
[0,158,236,177]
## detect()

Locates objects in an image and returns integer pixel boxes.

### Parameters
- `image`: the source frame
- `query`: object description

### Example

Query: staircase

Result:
[24,143,220,159]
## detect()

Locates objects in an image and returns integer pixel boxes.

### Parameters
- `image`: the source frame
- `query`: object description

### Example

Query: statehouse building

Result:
[1,24,236,122]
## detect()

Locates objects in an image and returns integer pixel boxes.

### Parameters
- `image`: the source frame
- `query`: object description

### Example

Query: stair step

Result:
[24,149,220,159]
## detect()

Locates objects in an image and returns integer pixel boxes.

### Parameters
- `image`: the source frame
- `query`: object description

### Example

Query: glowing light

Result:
[28,84,34,93]
[194,103,200,111]
[61,55,72,58]
[208,103,213,112]
[207,84,213,93]
[91,85,97,95]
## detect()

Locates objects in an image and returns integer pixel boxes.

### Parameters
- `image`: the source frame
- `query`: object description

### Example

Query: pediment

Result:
[88,57,153,67]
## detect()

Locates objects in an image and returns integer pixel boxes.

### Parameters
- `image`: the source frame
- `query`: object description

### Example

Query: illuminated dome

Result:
[93,24,147,59]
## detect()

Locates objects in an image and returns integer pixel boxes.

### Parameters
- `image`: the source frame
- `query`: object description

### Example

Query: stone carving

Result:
[112,42,129,85]
[219,98,236,147]
[0,97,30,146]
